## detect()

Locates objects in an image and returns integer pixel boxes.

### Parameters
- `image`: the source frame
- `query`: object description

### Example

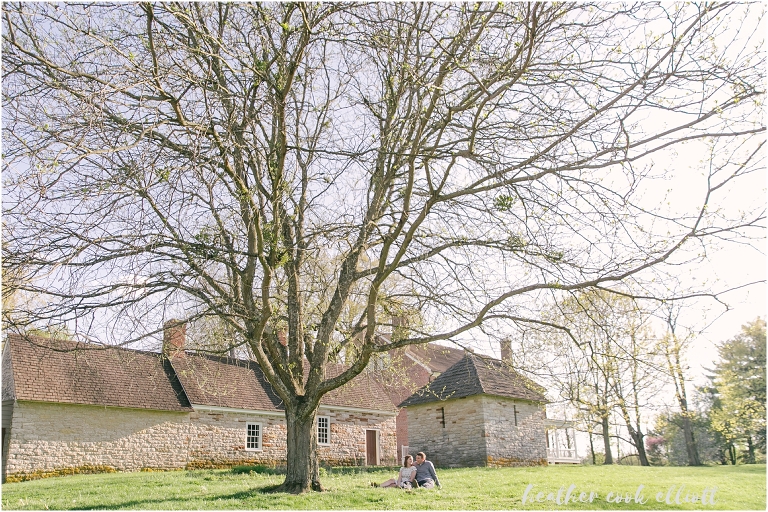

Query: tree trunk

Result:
[589,430,596,465]
[663,322,702,466]
[718,446,727,465]
[626,425,650,466]
[635,433,650,466]
[746,435,755,464]
[278,405,323,493]
[680,414,701,466]
[617,399,650,466]
[601,415,613,464]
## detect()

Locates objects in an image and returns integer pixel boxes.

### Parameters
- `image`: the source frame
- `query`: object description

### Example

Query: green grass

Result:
[2,464,765,510]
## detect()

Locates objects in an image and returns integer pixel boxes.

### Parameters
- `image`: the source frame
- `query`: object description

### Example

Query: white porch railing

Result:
[547,447,579,463]
[545,419,580,464]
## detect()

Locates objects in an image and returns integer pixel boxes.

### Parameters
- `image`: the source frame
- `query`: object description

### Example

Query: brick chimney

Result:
[500,338,512,361]
[392,315,409,341]
[392,315,408,329]
[163,319,186,358]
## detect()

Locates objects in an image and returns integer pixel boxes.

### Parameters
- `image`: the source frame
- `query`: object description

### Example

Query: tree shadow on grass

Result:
[69,484,290,510]
[255,483,284,494]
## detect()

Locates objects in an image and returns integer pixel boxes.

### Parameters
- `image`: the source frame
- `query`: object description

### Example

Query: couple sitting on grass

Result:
[375,452,441,490]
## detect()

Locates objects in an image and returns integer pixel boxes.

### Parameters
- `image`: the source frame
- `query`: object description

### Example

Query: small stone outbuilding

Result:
[400,353,548,467]
[366,339,466,461]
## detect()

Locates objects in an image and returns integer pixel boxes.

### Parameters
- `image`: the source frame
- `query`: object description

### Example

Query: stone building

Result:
[366,339,465,461]
[1,332,397,482]
[310,318,556,467]
[399,353,549,467]
[2,326,560,482]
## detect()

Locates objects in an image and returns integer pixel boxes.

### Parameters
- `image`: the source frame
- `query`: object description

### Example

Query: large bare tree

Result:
[3,2,764,491]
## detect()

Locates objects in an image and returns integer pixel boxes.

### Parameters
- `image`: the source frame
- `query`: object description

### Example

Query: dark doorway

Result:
[366,430,379,466]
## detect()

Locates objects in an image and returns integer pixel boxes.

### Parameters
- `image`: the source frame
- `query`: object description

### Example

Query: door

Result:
[366,430,379,466]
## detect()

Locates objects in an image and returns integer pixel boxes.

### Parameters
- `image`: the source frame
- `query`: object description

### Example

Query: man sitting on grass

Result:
[413,452,441,489]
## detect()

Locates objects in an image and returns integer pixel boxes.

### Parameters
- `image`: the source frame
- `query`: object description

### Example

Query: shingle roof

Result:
[2,334,397,414]
[171,354,285,411]
[174,355,395,413]
[322,363,398,412]
[2,334,192,412]
[399,353,548,407]
[405,343,466,373]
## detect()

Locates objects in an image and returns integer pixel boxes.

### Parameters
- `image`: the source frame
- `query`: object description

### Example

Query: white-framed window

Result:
[317,416,330,445]
[246,422,262,451]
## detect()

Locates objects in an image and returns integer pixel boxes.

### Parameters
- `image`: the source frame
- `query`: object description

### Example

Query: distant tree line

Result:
[514,291,765,467]
[649,318,766,466]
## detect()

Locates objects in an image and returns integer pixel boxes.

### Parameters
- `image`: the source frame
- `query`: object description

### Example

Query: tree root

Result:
[269,479,326,494]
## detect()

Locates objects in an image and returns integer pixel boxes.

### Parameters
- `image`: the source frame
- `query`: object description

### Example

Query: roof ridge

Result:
[467,352,488,394]
[1,340,17,401]
[5,333,165,359]
[5,333,259,365]
[188,350,259,366]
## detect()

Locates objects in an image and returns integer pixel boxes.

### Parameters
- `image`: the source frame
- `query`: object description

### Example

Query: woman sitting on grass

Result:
[373,455,417,489]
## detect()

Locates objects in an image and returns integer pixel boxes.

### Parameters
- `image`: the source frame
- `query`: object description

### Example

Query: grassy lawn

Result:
[1,464,765,510]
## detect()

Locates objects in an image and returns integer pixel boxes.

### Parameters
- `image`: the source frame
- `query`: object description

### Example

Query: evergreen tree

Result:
[705,319,766,464]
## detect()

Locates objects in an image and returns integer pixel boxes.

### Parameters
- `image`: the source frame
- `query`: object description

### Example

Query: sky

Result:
[2,4,762,381]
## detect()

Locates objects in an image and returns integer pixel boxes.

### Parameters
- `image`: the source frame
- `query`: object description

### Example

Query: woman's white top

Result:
[397,466,417,486]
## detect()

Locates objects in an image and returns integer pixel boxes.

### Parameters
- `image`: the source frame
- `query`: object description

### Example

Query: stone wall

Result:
[3,401,398,481]
[2,401,13,482]
[2,401,12,430]
[406,396,488,467]
[395,408,408,462]
[187,407,397,468]
[1,343,14,402]
[481,396,547,466]
[3,401,191,481]
[405,395,547,468]
[185,409,288,468]
[317,408,397,466]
